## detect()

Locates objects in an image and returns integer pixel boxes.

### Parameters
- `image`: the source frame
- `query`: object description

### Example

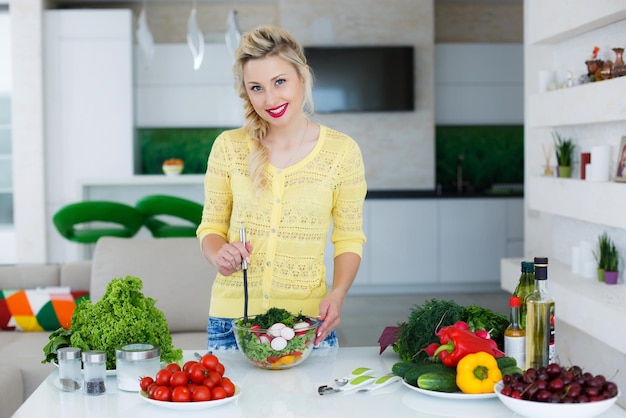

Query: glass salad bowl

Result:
[232,314,319,370]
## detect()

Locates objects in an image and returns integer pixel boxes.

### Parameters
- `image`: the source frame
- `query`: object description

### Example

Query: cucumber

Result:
[404,363,454,387]
[391,361,417,378]
[417,371,460,393]
[501,366,524,377]
[496,356,517,370]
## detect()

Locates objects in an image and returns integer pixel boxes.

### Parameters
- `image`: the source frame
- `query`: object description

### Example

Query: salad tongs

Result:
[318,375,376,395]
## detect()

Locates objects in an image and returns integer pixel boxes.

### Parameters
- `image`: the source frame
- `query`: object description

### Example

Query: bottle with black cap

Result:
[525,256,555,369]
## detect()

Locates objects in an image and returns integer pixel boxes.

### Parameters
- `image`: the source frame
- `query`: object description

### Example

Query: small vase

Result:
[585,59,604,76]
[558,166,572,178]
[604,271,618,285]
[612,48,626,78]
[597,268,605,282]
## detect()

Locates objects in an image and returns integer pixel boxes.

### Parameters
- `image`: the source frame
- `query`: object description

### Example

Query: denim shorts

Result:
[206,316,338,351]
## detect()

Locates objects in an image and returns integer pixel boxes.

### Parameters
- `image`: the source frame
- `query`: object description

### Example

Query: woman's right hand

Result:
[214,240,252,276]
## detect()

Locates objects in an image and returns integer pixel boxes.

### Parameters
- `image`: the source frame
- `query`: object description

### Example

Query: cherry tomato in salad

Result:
[192,385,212,402]
[171,386,191,402]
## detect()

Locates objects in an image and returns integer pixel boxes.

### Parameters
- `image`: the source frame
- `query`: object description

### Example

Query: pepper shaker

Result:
[82,350,107,395]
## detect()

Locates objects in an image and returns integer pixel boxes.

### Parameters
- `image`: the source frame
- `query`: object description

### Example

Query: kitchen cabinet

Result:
[435,43,523,125]
[134,44,243,128]
[45,9,134,262]
[0,12,14,263]
[439,199,508,284]
[366,199,439,287]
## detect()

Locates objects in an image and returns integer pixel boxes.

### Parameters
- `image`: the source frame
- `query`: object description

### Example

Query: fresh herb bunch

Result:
[393,299,464,363]
[42,276,183,369]
[380,299,510,363]
[241,307,308,329]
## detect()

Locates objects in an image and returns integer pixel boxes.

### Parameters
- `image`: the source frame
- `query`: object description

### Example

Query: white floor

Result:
[337,291,511,347]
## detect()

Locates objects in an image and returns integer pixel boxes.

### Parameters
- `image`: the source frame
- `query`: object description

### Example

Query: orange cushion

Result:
[0,288,89,331]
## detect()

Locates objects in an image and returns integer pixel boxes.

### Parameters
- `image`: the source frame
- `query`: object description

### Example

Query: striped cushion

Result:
[0,288,89,331]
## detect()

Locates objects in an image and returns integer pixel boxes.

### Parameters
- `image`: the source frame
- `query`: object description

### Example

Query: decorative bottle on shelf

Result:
[525,257,556,370]
[514,261,535,329]
[504,296,525,369]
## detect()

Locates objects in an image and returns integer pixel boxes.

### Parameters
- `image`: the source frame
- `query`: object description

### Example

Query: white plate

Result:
[138,384,241,410]
[401,379,497,399]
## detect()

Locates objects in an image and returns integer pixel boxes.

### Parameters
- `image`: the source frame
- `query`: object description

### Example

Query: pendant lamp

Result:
[136,0,155,65]
[186,0,205,70]
[225,9,241,57]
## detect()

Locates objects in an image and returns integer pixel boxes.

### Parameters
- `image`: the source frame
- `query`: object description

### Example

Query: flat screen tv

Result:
[304,46,415,113]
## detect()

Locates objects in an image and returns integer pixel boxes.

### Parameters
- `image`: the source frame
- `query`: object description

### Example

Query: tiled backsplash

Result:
[138,125,525,194]
[436,125,524,193]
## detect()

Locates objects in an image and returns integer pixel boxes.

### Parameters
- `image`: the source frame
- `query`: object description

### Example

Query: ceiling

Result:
[52,0,522,5]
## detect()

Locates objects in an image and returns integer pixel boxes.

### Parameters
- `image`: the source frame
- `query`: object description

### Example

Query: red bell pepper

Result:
[432,326,505,367]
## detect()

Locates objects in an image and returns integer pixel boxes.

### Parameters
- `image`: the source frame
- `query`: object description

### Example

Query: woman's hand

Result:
[215,240,252,276]
[315,292,343,345]
[202,234,252,276]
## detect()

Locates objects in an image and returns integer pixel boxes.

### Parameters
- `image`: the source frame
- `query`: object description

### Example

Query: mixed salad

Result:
[233,307,318,369]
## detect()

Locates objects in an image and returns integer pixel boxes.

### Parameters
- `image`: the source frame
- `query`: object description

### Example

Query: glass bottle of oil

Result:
[525,256,555,369]
[504,296,525,369]
[514,261,534,329]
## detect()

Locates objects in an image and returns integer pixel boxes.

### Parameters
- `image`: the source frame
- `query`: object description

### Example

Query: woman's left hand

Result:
[315,293,343,345]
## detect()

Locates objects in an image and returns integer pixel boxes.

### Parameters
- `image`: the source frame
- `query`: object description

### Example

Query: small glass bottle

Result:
[57,347,82,392]
[525,257,556,369]
[82,350,107,396]
[504,296,525,369]
[514,261,534,329]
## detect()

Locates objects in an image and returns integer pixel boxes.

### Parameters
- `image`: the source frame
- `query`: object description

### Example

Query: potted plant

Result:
[552,132,575,178]
[604,239,619,285]
[595,232,610,282]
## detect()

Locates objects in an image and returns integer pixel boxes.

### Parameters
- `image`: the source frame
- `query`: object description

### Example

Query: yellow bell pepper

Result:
[455,351,503,394]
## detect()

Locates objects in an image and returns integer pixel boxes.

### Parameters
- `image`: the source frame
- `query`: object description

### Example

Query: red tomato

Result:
[202,376,217,389]
[215,362,225,376]
[205,371,222,387]
[187,383,198,393]
[165,363,182,373]
[171,385,192,402]
[200,353,219,372]
[211,386,227,400]
[183,360,199,373]
[188,363,208,384]
[169,371,188,387]
[147,382,159,398]
[153,386,171,402]
[192,385,212,402]
[155,369,172,387]
[139,376,154,392]
[220,378,236,397]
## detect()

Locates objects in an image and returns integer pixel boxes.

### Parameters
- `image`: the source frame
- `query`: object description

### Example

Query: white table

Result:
[13,346,626,418]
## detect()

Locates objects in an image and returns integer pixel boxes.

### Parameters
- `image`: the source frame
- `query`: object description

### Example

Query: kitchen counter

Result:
[13,347,625,418]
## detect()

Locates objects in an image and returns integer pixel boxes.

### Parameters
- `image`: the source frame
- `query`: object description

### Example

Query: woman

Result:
[197,25,367,351]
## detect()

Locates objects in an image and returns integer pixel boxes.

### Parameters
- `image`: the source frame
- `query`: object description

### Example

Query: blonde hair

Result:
[232,25,314,191]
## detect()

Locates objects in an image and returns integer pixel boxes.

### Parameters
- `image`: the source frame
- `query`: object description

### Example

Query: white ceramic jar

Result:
[115,344,161,392]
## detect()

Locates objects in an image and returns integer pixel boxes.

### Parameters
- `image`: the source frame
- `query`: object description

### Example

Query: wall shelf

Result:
[527,76,626,128]
[527,176,626,229]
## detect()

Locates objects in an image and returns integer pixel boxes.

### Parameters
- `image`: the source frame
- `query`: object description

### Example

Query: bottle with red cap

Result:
[504,295,525,369]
